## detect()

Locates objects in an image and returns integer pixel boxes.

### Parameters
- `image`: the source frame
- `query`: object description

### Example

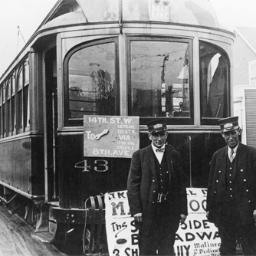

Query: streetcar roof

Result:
[0,0,234,80]
[40,0,225,30]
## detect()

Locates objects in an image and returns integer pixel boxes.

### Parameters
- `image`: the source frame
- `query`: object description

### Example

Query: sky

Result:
[0,0,256,75]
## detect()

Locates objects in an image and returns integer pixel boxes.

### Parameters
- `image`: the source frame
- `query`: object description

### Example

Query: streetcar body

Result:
[0,0,234,252]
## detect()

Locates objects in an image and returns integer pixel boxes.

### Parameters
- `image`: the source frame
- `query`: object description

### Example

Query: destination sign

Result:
[83,115,140,158]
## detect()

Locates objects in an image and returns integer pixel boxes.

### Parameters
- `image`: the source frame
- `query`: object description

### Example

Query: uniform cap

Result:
[147,120,167,134]
[218,116,239,132]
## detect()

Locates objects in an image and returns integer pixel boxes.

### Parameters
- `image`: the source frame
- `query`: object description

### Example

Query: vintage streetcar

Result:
[0,0,234,253]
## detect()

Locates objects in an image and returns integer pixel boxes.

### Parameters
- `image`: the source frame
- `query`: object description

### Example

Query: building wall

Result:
[244,89,256,148]
[233,33,256,86]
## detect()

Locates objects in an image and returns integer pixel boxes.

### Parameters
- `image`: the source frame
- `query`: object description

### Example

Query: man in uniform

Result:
[127,120,187,255]
[207,116,256,255]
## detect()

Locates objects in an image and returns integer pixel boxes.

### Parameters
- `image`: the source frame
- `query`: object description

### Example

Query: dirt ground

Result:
[0,204,69,256]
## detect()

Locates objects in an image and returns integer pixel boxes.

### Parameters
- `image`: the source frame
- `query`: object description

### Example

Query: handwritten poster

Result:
[84,115,139,158]
[105,189,220,256]
[174,188,221,256]
[105,191,139,256]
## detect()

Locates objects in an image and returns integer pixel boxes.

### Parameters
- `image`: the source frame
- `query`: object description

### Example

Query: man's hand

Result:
[180,214,187,224]
[134,213,143,222]
[206,211,210,219]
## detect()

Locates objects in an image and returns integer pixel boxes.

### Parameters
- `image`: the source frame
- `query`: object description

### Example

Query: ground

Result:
[0,204,69,256]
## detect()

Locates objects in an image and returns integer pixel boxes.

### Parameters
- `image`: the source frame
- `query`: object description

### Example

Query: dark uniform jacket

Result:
[127,144,187,234]
[207,143,256,225]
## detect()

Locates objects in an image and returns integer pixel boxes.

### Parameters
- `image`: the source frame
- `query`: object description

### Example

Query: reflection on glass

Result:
[200,41,229,119]
[18,68,23,91]
[68,42,117,119]
[130,40,190,118]
[24,60,29,85]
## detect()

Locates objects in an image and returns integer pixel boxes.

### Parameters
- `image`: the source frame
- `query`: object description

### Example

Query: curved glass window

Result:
[200,41,230,124]
[129,38,192,123]
[66,40,118,124]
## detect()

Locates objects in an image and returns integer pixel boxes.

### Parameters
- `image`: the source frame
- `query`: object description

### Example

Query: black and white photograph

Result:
[0,0,256,255]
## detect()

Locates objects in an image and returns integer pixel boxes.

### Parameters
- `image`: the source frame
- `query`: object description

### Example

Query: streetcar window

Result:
[128,39,192,123]
[14,59,30,134]
[16,67,23,133]
[2,83,7,136]
[0,89,2,137]
[24,60,30,130]
[66,40,118,123]
[24,61,29,86]
[200,41,230,124]
[11,73,16,134]
[6,80,11,136]
[0,59,30,137]
[23,86,29,130]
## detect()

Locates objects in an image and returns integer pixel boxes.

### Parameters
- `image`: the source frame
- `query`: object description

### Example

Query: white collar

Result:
[228,144,238,154]
[151,143,166,152]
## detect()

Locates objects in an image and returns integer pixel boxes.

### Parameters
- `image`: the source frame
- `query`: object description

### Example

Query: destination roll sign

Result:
[83,115,140,158]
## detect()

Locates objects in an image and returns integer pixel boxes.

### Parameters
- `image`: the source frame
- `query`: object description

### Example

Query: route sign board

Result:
[84,115,140,158]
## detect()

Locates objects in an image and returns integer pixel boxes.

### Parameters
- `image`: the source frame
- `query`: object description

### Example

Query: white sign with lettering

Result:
[84,115,139,158]
[105,191,139,256]
[105,188,220,256]
[174,188,221,256]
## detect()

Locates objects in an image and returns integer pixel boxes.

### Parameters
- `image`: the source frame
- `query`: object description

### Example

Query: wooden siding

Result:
[245,89,256,148]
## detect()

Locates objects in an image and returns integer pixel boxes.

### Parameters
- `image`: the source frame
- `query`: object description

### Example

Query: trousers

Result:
[139,203,179,256]
[217,203,256,255]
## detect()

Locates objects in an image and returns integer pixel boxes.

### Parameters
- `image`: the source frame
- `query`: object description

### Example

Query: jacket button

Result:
[218,170,221,173]
[230,195,233,198]
[243,179,247,182]
[246,189,249,192]
[152,202,155,204]
[153,190,156,193]
[248,200,252,203]
[152,179,155,182]
[240,169,244,172]
[216,180,219,183]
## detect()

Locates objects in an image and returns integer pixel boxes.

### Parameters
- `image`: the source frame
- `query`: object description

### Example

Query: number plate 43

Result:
[83,159,109,173]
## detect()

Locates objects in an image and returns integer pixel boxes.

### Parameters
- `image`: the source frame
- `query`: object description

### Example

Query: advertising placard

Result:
[84,115,139,158]
[105,191,139,256]
[174,188,220,256]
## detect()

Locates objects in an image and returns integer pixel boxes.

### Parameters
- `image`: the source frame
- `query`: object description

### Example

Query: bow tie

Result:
[156,148,165,152]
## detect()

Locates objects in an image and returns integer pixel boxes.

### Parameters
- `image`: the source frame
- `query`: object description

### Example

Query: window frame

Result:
[23,59,30,131]
[16,65,24,134]
[2,83,6,137]
[127,36,194,125]
[11,72,16,135]
[199,40,231,125]
[6,78,12,136]
[0,87,2,137]
[0,56,30,138]
[63,37,120,126]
